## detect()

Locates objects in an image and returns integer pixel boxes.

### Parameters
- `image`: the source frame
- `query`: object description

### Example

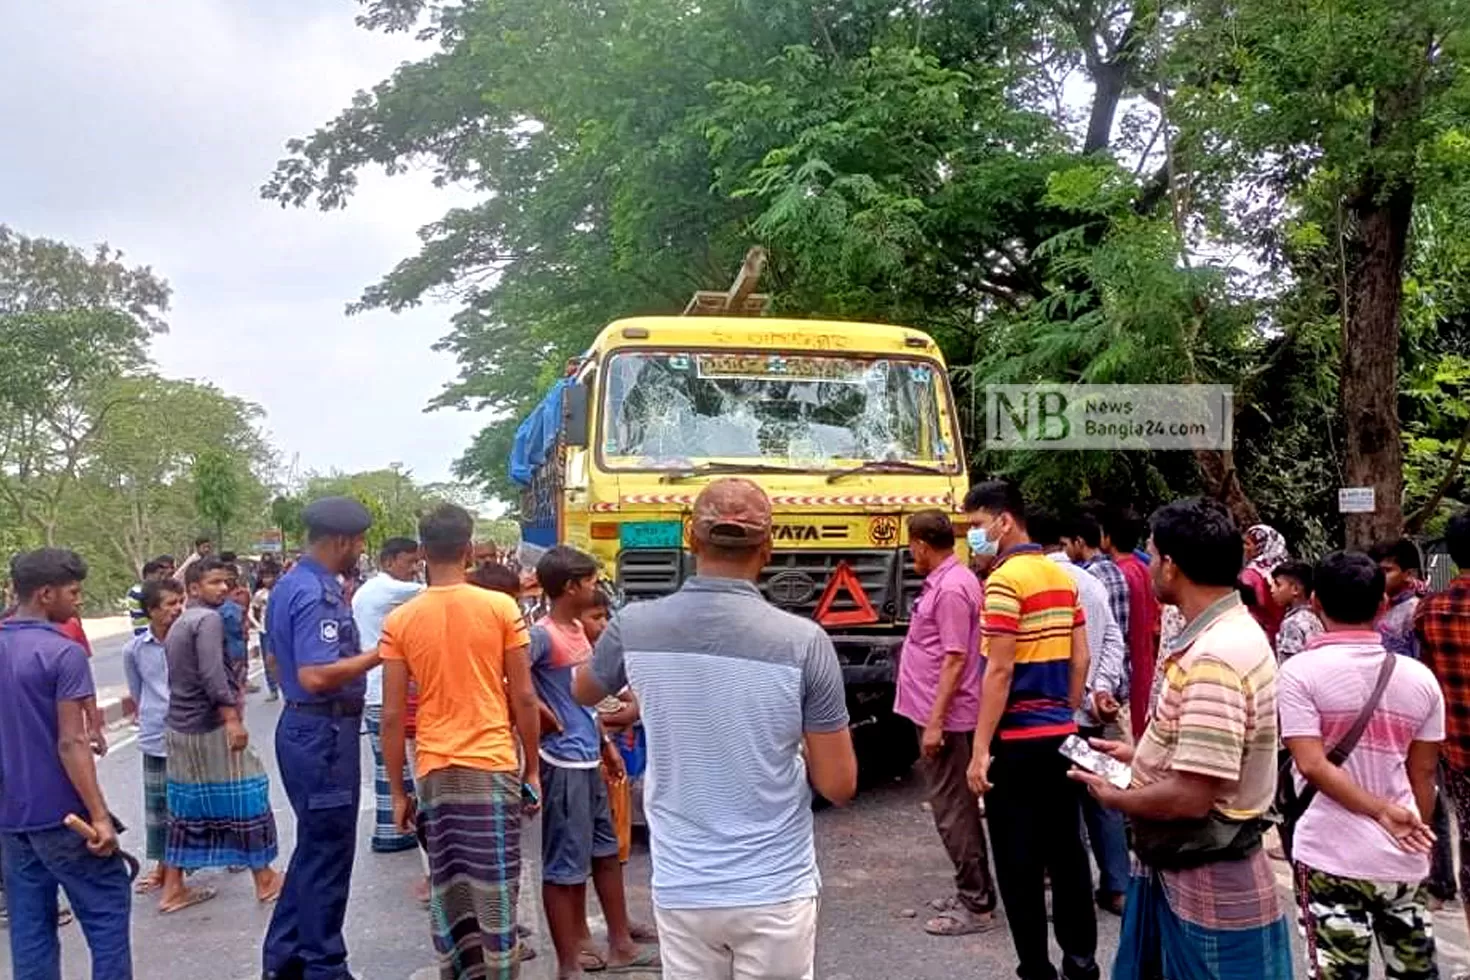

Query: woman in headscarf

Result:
[1240,524,1289,637]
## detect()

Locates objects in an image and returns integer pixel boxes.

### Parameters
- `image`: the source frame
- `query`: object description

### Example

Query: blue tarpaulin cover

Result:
[508,379,567,488]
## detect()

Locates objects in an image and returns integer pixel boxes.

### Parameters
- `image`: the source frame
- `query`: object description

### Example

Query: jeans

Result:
[1,828,132,980]
[1426,765,1456,901]
[1077,725,1131,899]
[986,736,1100,980]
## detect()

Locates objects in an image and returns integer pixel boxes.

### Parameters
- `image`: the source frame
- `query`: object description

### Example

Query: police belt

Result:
[284,699,365,718]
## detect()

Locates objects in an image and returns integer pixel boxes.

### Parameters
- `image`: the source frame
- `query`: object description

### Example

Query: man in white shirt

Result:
[1032,508,1131,916]
[352,537,424,855]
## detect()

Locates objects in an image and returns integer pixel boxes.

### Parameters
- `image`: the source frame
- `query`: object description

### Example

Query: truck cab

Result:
[511,315,970,767]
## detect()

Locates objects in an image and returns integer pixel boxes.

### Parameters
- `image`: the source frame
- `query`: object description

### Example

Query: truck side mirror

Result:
[563,383,589,448]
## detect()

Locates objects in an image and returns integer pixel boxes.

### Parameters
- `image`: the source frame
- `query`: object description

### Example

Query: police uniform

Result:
[262,498,371,980]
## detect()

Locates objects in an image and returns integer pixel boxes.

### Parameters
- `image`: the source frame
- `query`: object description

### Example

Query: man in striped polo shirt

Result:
[963,480,1099,980]
[1073,498,1291,980]
[575,478,857,979]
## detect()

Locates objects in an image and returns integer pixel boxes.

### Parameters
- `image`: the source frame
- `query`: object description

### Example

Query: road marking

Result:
[104,663,267,757]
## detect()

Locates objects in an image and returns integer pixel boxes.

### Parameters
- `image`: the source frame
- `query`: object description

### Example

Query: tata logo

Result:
[772,524,820,542]
[766,569,819,606]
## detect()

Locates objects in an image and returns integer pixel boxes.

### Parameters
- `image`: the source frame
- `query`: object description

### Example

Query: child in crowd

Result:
[587,589,646,864]
[1271,559,1324,661]
[530,547,658,978]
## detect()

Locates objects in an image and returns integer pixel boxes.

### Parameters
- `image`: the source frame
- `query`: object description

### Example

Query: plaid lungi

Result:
[142,753,169,862]
[364,704,418,853]
[419,766,522,980]
[164,727,278,871]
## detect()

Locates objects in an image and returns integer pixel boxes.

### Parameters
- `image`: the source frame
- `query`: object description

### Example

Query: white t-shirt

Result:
[352,573,425,706]
[1278,631,1445,883]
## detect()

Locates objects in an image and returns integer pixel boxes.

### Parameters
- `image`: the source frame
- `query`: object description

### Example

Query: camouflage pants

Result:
[1295,864,1439,980]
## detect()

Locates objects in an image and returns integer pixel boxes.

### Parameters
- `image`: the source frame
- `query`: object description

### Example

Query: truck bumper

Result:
[832,633,902,687]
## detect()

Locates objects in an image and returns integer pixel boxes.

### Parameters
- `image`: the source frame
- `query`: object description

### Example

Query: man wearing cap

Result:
[262,497,377,980]
[574,478,858,978]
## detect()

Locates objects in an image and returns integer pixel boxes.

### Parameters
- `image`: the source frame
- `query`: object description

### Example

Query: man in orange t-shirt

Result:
[379,503,539,979]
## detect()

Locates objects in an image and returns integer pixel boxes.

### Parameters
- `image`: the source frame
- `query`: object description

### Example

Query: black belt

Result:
[284,699,365,718]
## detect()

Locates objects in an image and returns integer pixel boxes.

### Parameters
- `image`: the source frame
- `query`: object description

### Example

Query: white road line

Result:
[104,662,267,757]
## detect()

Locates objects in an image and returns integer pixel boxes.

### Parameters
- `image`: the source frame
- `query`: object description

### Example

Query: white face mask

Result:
[967,525,999,557]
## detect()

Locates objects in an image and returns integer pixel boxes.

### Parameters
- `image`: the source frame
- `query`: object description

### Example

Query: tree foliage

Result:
[0,227,275,606]
[268,0,1470,549]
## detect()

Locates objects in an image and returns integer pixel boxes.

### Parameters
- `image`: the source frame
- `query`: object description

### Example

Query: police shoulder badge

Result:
[320,620,340,643]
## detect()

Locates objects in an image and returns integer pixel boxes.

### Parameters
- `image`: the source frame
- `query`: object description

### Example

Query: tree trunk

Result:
[1085,62,1126,155]
[1194,447,1259,529]
[1342,183,1413,549]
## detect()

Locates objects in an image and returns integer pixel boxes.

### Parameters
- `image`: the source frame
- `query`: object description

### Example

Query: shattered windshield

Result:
[600,350,960,470]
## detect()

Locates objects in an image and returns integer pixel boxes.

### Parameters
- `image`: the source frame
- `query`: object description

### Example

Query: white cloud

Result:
[0,0,486,483]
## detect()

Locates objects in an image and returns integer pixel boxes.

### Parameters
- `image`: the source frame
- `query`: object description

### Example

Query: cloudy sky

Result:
[0,0,483,485]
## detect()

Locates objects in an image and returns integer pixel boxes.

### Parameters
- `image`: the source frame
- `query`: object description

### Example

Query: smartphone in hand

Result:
[1059,734,1132,790]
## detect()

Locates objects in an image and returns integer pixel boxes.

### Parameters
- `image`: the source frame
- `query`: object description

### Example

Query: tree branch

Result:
[1405,415,1470,534]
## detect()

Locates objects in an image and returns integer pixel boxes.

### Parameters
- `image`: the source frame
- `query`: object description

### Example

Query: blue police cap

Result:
[302,496,373,537]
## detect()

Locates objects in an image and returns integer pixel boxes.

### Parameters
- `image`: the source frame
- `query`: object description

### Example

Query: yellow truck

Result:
[510,314,970,768]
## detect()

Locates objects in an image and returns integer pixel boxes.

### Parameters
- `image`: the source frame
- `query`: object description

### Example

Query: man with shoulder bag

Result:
[1277,552,1443,980]
[1070,499,1291,980]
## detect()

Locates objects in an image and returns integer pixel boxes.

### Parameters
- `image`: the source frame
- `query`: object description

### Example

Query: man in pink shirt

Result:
[1278,551,1444,979]
[895,510,996,936]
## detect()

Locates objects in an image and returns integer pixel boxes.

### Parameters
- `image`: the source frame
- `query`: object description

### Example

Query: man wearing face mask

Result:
[963,481,1099,980]
[895,510,997,937]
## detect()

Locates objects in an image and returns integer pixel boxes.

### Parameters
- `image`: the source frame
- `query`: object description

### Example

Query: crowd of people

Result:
[0,479,1468,980]
[895,485,1470,980]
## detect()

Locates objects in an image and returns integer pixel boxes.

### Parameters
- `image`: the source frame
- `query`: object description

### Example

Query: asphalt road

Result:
[8,689,1470,979]
[86,631,133,698]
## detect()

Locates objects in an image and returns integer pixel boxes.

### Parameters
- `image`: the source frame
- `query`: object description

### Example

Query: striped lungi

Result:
[164,727,278,871]
[142,753,169,862]
[419,766,522,979]
[364,705,418,853]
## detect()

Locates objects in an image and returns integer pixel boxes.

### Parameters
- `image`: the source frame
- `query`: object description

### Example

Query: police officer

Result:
[262,497,377,980]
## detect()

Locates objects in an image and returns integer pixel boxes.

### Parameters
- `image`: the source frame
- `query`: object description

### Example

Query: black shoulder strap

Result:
[1289,653,1398,819]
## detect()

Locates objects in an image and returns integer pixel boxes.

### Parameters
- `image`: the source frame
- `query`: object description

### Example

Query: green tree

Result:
[1169,0,1470,544]
[193,448,244,549]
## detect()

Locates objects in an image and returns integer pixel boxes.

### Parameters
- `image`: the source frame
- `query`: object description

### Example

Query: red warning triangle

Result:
[814,561,880,627]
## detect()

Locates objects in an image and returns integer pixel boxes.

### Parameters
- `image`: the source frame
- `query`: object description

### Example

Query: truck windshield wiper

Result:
[661,461,814,482]
[826,460,950,483]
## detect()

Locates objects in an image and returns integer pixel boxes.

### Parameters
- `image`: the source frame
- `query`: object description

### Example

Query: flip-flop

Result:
[579,948,607,971]
[605,947,662,973]
[627,922,658,944]
[159,886,218,915]
[515,941,537,963]
[135,875,164,895]
[924,907,999,937]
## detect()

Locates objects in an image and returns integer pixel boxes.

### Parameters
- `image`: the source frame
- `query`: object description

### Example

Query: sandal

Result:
[606,946,662,973]
[924,906,999,937]
[159,885,218,914]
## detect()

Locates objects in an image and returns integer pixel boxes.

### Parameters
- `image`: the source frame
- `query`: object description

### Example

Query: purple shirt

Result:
[895,555,982,731]
[0,618,95,831]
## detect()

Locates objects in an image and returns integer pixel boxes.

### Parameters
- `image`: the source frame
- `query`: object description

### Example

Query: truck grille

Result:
[617,548,908,624]
[758,550,897,620]
[616,550,684,602]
